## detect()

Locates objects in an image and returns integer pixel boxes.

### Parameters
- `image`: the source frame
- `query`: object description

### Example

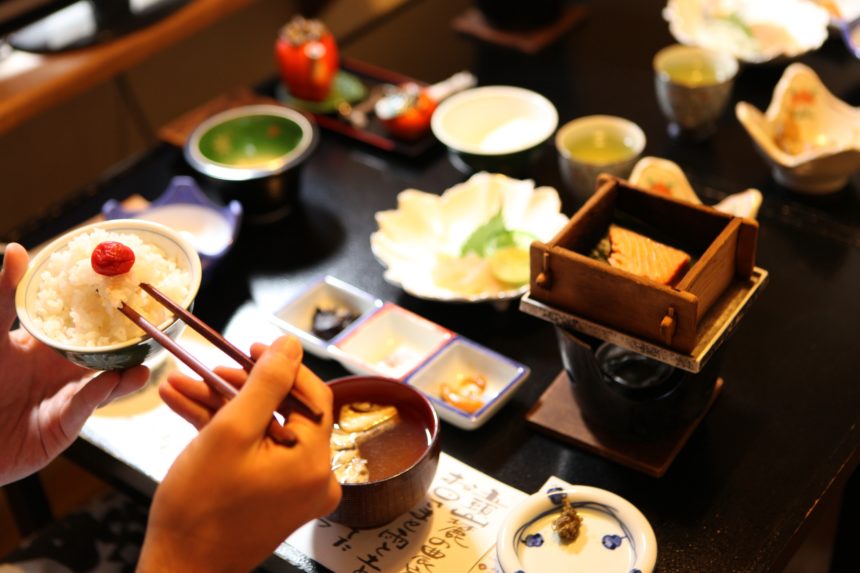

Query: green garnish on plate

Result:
[461,211,537,257]
[460,211,537,286]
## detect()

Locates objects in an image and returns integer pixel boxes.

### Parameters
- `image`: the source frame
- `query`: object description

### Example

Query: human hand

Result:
[0,243,150,486]
[138,336,341,573]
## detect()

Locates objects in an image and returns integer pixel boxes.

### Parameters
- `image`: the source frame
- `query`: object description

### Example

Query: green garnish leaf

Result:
[724,12,754,39]
[590,237,611,263]
[461,211,507,257]
[460,211,539,258]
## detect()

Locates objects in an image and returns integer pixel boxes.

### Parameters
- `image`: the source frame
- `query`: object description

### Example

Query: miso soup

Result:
[331,401,431,484]
[358,406,430,481]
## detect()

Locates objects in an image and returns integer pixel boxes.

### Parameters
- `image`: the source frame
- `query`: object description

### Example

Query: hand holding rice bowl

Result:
[15,220,202,370]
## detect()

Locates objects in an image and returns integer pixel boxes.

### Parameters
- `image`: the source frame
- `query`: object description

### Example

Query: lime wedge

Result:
[489,246,530,286]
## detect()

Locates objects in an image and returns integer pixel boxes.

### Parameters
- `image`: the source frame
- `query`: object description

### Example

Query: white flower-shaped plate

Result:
[664,0,830,64]
[736,62,860,194]
[371,172,569,304]
[497,485,657,573]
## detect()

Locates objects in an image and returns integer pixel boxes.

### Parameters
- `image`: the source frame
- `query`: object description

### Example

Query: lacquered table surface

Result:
[14,0,860,571]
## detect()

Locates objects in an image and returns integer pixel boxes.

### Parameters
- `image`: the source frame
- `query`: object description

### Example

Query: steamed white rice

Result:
[31,228,192,347]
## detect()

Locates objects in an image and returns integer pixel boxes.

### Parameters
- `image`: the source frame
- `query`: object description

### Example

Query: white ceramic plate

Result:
[102,176,241,274]
[664,0,830,64]
[736,62,860,194]
[497,485,657,573]
[269,275,382,359]
[431,85,558,156]
[629,156,763,218]
[371,172,568,305]
[405,336,530,430]
[332,303,454,380]
[270,276,529,429]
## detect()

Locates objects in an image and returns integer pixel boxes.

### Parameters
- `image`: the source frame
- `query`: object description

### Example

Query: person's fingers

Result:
[287,365,334,431]
[0,243,29,332]
[249,342,270,360]
[101,366,149,405]
[212,365,248,388]
[165,371,226,411]
[158,380,216,430]
[215,336,302,440]
[60,371,122,435]
[23,335,93,389]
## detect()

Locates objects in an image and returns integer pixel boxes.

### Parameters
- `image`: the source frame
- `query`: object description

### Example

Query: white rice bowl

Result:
[29,228,192,347]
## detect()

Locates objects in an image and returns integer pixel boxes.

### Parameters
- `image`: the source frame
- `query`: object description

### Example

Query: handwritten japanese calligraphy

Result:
[279,453,528,573]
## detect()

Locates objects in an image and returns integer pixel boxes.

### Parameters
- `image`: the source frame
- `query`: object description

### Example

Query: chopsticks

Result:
[139,283,323,423]
[117,283,323,446]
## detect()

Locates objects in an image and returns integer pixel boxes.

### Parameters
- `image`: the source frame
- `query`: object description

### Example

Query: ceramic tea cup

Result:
[653,44,738,139]
[555,115,645,202]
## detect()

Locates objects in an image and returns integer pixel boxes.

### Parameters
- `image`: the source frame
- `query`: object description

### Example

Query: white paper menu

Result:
[278,452,528,573]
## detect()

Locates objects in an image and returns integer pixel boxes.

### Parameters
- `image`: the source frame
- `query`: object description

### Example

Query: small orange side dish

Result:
[440,374,487,414]
[379,90,437,141]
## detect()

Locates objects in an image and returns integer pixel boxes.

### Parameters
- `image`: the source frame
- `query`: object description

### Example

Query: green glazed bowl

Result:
[185,104,317,181]
[431,86,558,176]
[15,220,202,371]
[184,104,319,223]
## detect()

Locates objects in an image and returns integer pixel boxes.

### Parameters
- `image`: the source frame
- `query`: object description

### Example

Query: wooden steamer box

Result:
[529,176,759,354]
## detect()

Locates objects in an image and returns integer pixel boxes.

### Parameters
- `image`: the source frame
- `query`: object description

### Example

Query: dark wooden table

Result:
[11,0,860,571]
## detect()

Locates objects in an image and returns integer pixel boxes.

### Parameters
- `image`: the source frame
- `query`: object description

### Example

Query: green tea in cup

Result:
[653,44,739,138]
[564,131,639,165]
[555,115,646,201]
[660,61,722,87]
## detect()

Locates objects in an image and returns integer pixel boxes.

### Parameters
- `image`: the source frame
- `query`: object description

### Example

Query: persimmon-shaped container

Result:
[275,16,339,102]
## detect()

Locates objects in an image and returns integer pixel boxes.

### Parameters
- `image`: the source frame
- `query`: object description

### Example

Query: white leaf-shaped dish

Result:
[370,172,569,304]
[736,62,860,194]
[629,156,763,218]
[664,0,830,64]
[628,156,703,204]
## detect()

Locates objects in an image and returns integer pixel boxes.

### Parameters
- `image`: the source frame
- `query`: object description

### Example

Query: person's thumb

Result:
[60,371,122,437]
[0,243,28,332]
[216,336,303,440]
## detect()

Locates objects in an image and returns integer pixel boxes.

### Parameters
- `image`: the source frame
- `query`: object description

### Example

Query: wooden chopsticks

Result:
[139,283,323,423]
[118,283,323,446]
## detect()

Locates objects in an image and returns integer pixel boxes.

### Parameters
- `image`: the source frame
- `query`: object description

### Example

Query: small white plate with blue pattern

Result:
[497,485,657,573]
